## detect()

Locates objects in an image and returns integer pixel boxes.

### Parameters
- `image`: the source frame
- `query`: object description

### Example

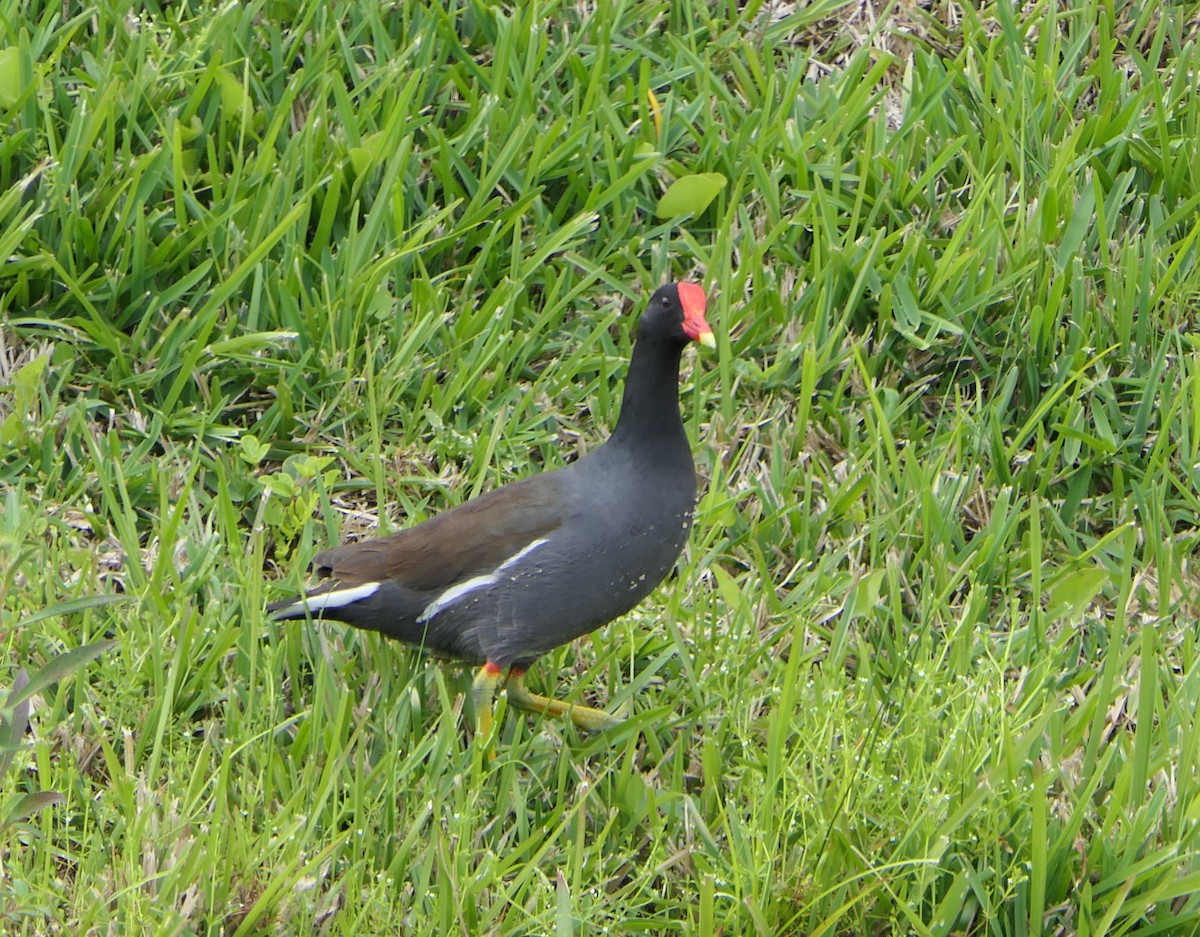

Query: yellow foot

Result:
[505,669,622,732]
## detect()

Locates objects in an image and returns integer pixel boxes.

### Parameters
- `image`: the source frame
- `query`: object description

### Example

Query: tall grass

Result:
[3,0,1200,932]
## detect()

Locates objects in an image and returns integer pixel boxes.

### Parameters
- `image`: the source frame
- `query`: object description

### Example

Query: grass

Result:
[3,0,1200,932]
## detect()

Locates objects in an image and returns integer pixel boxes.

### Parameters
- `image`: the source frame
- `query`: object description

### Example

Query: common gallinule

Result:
[270,282,714,740]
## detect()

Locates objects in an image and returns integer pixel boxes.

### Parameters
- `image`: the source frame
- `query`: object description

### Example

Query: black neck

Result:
[610,333,687,446]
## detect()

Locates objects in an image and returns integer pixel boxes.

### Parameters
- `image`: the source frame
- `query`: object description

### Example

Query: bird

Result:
[269,282,715,742]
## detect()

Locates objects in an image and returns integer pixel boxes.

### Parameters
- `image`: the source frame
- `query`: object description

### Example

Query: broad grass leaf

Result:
[7,641,117,709]
[656,173,727,219]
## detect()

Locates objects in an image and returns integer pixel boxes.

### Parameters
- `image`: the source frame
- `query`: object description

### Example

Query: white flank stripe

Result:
[495,537,549,572]
[417,537,551,622]
[418,574,497,623]
[279,582,381,617]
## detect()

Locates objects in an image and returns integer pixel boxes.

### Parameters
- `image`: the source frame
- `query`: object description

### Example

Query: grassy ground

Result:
[3,0,1200,933]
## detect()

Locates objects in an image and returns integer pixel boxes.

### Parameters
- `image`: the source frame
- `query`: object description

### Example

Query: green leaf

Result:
[204,331,297,359]
[711,565,747,615]
[1047,567,1108,620]
[2,791,66,829]
[555,869,572,937]
[0,670,30,781]
[19,595,127,628]
[214,68,251,125]
[655,172,727,219]
[13,354,48,412]
[261,472,299,498]
[0,47,27,109]
[6,640,117,709]
[239,434,271,466]
[0,412,23,446]
[847,570,885,620]
[349,131,387,176]
[291,455,335,480]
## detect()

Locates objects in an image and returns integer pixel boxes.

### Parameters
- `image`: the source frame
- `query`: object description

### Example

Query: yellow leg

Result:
[471,662,504,747]
[505,670,622,732]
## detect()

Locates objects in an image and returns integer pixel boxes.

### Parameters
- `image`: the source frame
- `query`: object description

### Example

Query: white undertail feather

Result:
[276,582,382,617]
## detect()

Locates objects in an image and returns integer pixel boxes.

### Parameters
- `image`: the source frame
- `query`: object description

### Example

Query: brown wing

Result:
[311,473,565,592]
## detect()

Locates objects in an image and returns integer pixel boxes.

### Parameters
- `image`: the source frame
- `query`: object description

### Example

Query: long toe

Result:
[506,672,623,732]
